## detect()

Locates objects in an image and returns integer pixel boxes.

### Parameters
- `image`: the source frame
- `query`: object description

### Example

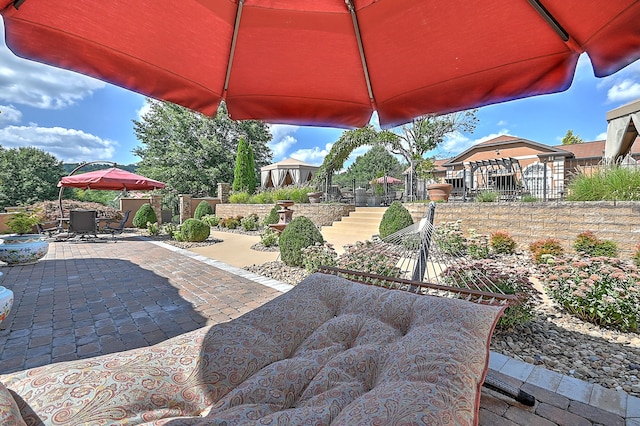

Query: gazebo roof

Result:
[260,158,319,171]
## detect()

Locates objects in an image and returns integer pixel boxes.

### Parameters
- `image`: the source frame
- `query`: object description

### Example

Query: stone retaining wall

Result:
[215,203,356,227]
[405,201,640,256]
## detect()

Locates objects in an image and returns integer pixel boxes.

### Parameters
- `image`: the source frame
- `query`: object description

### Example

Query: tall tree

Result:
[0,146,66,209]
[562,130,584,145]
[132,100,272,210]
[232,137,257,194]
[333,145,405,187]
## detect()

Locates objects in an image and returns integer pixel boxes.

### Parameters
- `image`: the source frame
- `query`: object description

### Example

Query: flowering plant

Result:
[301,242,337,273]
[434,220,466,256]
[442,259,538,329]
[337,240,402,278]
[538,256,640,332]
[466,229,489,259]
[529,238,563,264]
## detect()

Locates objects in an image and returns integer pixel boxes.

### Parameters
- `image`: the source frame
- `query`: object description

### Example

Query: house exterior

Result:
[427,135,640,201]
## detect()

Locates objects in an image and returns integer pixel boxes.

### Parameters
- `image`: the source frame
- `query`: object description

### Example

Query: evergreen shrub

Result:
[279,216,324,267]
[177,218,210,242]
[194,201,214,220]
[132,204,157,228]
[529,238,563,264]
[378,201,414,238]
[490,231,516,254]
[573,231,618,258]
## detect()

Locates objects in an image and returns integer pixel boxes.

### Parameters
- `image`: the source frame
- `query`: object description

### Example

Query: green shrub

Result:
[442,260,537,329]
[147,221,160,236]
[193,201,214,220]
[260,228,279,247]
[301,242,338,273]
[521,194,538,202]
[176,218,210,242]
[529,238,563,264]
[475,190,499,202]
[241,214,259,231]
[262,205,280,226]
[633,244,640,267]
[229,192,251,204]
[337,240,402,278]
[435,220,467,255]
[279,216,324,267]
[200,214,220,227]
[573,231,618,258]
[378,201,414,238]
[539,256,640,332]
[466,229,489,259]
[220,216,241,229]
[133,204,157,228]
[250,192,274,204]
[162,223,178,238]
[567,166,640,201]
[490,231,516,255]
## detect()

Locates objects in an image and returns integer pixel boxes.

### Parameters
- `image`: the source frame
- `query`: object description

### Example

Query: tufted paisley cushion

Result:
[0,272,503,425]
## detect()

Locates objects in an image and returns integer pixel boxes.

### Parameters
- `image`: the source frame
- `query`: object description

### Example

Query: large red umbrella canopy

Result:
[372,176,403,185]
[58,168,166,191]
[1,1,639,128]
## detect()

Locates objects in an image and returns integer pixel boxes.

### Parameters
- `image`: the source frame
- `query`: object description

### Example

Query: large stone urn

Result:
[0,234,49,266]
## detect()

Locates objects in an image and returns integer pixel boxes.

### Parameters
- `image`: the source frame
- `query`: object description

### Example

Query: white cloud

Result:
[136,99,153,121]
[0,104,22,123]
[290,146,329,166]
[436,130,511,158]
[497,120,507,126]
[267,124,300,160]
[596,132,607,141]
[0,20,104,109]
[607,79,640,103]
[0,125,116,162]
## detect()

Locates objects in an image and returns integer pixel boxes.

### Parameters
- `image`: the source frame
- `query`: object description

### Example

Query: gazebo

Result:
[604,98,640,164]
[260,158,318,188]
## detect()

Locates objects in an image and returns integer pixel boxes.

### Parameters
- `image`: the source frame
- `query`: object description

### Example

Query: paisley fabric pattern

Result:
[0,273,503,425]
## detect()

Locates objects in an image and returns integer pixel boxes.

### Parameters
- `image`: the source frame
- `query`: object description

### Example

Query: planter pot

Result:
[427,183,453,202]
[0,234,49,266]
[0,280,13,324]
[307,192,323,204]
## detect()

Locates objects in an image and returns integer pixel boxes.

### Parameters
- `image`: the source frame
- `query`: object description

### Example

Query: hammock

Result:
[318,202,534,405]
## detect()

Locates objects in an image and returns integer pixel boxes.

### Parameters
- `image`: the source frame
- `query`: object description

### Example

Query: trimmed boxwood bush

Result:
[379,201,414,238]
[194,200,214,220]
[177,218,210,242]
[132,203,157,228]
[279,216,324,267]
[262,205,280,226]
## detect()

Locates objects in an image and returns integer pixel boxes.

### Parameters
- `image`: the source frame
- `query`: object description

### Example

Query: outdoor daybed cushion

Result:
[0,272,504,425]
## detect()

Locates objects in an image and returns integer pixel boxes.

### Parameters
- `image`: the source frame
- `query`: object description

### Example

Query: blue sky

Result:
[1,18,639,169]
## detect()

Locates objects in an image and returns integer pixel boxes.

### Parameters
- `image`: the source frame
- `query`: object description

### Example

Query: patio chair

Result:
[36,220,60,237]
[68,209,98,239]
[102,210,131,241]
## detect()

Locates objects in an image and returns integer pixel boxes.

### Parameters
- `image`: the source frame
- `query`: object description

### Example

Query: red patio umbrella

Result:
[1,1,639,128]
[372,176,403,185]
[57,168,166,191]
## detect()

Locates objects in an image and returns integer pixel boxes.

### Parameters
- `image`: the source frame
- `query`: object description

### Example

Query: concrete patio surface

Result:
[0,236,638,425]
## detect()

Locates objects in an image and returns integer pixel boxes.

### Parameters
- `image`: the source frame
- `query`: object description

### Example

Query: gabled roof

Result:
[553,138,640,159]
[444,135,570,166]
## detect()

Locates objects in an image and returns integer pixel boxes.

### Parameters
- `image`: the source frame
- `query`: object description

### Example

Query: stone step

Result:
[321,207,387,254]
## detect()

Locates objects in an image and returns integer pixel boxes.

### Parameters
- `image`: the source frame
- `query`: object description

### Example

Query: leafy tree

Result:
[0,146,66,209]
[315,111,477,191]
[132,100,272,212]
[562,130,584,145]
[232,137,257,194]
[333,145,405,187]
